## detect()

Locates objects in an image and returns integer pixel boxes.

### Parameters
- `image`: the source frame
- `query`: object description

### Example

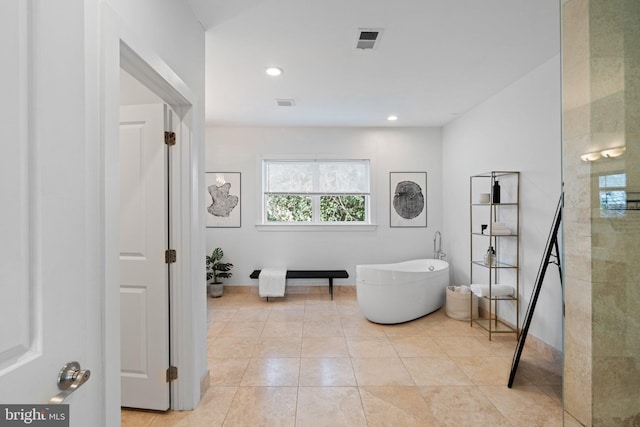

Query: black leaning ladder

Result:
[508,195,563,388]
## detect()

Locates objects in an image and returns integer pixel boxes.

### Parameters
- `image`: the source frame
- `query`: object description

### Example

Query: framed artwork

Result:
[390,172,427,227]
[206,172,241,228]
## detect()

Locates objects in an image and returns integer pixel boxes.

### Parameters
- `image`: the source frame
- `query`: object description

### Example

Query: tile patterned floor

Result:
[122,291,563,426]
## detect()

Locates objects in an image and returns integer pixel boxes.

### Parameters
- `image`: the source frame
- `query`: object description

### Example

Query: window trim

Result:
[258,157,375,227]
[255,223,378,232]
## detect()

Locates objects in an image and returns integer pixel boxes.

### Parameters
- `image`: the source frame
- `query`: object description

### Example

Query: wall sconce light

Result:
[600,147,626,158]
[581,146,626,162]
[580,152,602,162]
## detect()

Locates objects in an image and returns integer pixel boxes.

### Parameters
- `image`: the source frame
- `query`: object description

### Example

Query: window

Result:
[262,159,370,224]
[599,173,626,210]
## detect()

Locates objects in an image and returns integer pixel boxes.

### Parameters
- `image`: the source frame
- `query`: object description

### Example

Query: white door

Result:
[0,0,104,423]
[119,104,171,410]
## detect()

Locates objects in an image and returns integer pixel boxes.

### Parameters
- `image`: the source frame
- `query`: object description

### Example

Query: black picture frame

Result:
[389,172,427,227]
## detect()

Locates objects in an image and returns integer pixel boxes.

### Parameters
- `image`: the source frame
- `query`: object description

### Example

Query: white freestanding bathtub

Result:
[356,259,449,324]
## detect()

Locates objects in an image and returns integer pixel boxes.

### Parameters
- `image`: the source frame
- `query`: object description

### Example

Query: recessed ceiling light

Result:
[387,115,398,121]
[275,98,295,107]
[265,67,283,77]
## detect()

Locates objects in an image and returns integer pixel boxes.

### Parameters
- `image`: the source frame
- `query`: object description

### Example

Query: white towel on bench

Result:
[259,268,287,297]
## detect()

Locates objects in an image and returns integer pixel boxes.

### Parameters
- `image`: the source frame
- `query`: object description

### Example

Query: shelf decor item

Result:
[492,180,501,203]
[484,246,496,266]
[390,172,427,227]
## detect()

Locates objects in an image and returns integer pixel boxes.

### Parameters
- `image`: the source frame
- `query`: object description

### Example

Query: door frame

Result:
[101,5,204,424]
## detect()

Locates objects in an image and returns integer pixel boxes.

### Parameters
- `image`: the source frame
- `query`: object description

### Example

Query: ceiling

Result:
[186,0,560,128]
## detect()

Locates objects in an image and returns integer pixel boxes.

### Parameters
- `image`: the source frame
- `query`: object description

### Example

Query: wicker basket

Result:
[445,286,478,321]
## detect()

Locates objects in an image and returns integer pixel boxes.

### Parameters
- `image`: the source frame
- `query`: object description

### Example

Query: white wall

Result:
[442,55,563,351]
[206,127,443,286]
[106,0,204,91]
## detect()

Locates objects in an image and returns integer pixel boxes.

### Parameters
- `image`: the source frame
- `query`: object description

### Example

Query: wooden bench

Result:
[249,270,349,300]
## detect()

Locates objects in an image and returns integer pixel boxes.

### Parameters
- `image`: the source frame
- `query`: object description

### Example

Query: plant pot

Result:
[209,282,224,298]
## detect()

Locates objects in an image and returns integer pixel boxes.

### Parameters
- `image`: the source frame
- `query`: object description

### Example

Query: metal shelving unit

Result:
[469,171,520,340]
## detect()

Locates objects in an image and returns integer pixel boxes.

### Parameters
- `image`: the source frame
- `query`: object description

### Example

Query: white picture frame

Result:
[205,172,241,228]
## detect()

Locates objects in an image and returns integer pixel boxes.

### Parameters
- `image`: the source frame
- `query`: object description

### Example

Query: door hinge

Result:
[165,249,177,264]
[166,366,178,382]
[164,131,176,146]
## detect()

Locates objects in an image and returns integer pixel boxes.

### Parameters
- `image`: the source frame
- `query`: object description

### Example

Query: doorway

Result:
[106,39,198,413]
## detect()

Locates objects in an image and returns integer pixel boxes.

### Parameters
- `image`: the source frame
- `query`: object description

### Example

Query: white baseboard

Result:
[200,370,210,400]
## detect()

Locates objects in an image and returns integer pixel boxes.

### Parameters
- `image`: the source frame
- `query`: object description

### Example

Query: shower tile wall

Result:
[562,0,640,425]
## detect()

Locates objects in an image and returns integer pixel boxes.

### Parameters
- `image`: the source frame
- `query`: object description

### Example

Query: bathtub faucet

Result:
[434,231,446,260]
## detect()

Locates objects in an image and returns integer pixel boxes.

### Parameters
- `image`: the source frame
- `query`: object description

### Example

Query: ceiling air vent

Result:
[355,29,383,50]
[276,98,295,107]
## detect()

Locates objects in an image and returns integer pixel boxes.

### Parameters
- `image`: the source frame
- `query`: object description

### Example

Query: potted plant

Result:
[206,247,233,298]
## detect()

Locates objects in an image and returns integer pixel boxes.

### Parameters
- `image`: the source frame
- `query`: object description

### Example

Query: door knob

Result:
[49,361,91,404]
